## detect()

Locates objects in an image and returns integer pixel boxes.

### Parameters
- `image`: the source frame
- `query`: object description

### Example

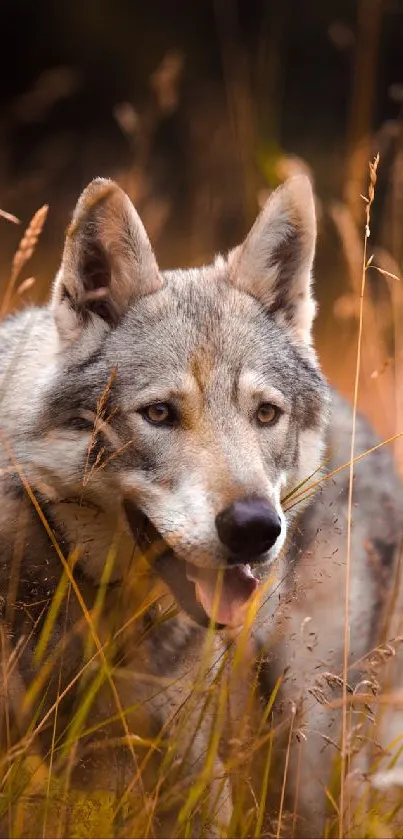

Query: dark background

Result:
[0,0,402,438]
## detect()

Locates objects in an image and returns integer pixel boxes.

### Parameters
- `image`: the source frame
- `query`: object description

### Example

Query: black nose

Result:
[215,497,282,558]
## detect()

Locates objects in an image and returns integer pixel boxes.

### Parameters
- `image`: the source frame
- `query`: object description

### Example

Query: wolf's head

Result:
[45,176,329,627]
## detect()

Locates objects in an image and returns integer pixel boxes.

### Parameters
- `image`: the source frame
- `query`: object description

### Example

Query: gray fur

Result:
[0,176,402,837]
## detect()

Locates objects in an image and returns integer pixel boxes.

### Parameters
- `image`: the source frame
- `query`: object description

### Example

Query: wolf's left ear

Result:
[52,178,162,345]
[227,175,317,348]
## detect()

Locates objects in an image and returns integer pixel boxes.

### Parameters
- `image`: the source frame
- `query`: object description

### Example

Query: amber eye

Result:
[141,403,177,426]
[256,403,280,426]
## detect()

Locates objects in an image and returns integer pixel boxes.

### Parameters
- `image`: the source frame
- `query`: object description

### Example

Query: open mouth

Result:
[123,500,260,629]
[185,562,258,627]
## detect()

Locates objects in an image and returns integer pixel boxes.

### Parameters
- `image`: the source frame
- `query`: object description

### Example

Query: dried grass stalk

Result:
[329,199,396,440]
[1,204,48,317]
[11,204,48,282]
[0,208,20,224]
[16,276,36,296]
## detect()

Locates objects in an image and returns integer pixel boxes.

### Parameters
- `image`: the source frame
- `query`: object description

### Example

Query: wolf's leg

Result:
[156,698,233,838]
[256,530,379,837]
[70,662,233,838]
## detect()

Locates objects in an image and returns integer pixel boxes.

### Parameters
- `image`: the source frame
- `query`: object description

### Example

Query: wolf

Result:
[0,174,402,838]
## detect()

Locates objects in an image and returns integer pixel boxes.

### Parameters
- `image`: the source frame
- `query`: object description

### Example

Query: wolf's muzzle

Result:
[215,496,281,560]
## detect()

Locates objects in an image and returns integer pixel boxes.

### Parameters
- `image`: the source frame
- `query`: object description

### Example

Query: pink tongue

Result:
[191,565,258,627]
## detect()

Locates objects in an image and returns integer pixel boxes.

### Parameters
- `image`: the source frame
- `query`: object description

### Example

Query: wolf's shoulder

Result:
[320,387,403,550]
[328,387,398,480]
[0,306,52,365]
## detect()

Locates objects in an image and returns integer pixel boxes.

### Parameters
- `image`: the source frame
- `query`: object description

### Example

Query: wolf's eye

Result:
[256,403,280,426]
[141,403,177,427]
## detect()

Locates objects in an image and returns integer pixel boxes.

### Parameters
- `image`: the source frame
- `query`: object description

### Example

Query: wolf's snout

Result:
[215,497,282,559]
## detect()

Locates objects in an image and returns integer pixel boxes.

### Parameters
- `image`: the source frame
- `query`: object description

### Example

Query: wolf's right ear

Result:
[52,178,162,346]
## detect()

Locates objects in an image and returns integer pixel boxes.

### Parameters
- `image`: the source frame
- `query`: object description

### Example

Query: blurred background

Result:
[0,0,403,458]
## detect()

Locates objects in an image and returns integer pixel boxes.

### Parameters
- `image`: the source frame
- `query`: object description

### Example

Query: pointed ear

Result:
[52,178,163,345]
[227,176,317,347]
